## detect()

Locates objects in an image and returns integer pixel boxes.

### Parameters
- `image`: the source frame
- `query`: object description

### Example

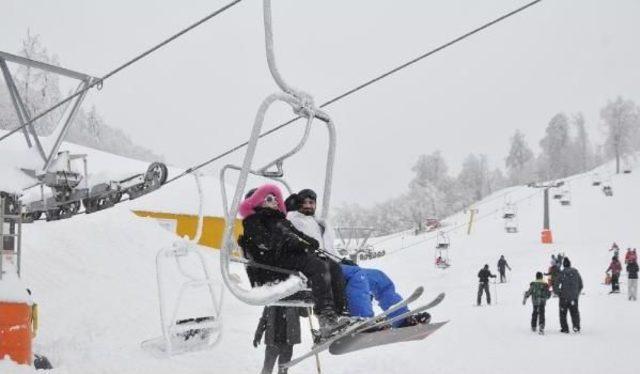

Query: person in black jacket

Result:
[253,306,303,374]
[237,184,347,338]
[497,255,512,283]
[554,257,583,333]
[477,264,497,306]
[627,258,639,301]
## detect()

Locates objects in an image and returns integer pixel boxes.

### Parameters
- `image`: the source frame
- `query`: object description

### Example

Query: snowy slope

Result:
[3,138,640,373]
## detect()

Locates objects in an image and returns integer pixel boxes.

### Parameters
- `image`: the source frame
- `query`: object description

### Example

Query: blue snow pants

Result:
[340,264,409,326]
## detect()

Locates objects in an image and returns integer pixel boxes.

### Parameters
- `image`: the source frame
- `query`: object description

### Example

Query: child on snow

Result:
[523,272,551,334]
[606,256,622,294]
[253,306,304,374]
[627,258,639,301]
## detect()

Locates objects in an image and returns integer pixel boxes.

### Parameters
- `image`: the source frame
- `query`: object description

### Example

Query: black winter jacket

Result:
[554,266,583,300]
[254,306,302,346]
[238,207,320,285]
[627,262,639,279]
[478,268,496,284]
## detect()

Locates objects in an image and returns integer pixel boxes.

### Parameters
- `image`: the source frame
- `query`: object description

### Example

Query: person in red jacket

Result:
[625,248,638,265]
[606,256,623,294]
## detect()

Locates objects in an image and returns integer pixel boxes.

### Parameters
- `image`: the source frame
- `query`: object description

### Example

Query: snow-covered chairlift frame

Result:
[143,174,223,356]
[219,0,337,307]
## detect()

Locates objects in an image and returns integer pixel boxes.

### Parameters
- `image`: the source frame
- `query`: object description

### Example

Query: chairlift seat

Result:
[436,243,450,249]
[503,213,515,219]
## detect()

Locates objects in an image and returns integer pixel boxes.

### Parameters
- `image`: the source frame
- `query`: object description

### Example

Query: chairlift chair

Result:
[559,188,571,206]
[504,216,518,233]
[502,203,517,219]
[434,231,451,268]
[218,0,337,308]
[435,231,450,249]
[592,173,602,186]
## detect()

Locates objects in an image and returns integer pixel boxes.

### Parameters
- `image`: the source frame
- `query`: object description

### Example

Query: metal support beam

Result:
[42,80,91,172]
[0,58,48,161]
[0,50,95,81]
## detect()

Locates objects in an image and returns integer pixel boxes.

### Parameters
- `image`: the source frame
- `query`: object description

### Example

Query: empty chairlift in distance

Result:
[559,188,571,206]
[592,172,602,186]
[502,203,518,233]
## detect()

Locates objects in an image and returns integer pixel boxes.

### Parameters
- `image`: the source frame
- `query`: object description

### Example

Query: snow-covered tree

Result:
[538,113,571,180]
[505,130,535,185]
[601,97,640,174]
[571,113,593,173]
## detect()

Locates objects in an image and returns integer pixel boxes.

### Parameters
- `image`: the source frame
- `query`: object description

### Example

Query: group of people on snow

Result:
[476,253,583,335]
[605,244,638,300]
[523,257,583,335]
[239,184,430,373]
[476,255,511,306]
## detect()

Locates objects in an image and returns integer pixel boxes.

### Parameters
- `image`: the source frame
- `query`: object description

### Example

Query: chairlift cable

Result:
[163,0,544,185]
[0,0,243,144]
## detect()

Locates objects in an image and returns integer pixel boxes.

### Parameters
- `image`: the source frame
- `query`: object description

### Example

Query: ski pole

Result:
[307,307,322,374]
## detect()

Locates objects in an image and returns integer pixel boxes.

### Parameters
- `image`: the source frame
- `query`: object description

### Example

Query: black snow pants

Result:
[326,259,348,315]
[559,298,580,332]
[261,343,293,374]
[280,253,335,314]
[531,303,546,330]
[611,273,620,293]
[477,282,491,305]
[499,269,507,283]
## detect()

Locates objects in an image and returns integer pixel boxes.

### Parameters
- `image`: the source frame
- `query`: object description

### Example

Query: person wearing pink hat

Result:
[237,184,349,339]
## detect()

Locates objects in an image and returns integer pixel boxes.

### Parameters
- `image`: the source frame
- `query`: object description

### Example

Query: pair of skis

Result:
[281,286,447,369]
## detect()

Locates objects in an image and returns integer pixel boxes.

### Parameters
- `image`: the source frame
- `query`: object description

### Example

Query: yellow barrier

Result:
[132,211,243,250]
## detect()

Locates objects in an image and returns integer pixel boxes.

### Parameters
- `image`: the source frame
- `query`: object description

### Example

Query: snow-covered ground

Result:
[2,135,640,373]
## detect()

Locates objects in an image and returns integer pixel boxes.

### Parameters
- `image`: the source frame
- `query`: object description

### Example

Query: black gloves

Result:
[340,258,357,267]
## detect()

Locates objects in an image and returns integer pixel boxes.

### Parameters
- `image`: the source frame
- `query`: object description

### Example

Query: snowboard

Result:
[329,320,449,355]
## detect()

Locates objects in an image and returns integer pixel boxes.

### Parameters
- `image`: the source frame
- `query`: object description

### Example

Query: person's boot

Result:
[538,325,544,335]
[398,312,431,328]
[572,326,580,333]
[317,310,350,339]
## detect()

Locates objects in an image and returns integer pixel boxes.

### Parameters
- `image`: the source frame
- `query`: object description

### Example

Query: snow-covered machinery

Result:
[0,50,168,223]
[334,227,384,263]
[434,231,451,269]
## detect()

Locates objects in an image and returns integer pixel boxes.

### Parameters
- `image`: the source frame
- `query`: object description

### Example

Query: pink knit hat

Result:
[238,183,286,218]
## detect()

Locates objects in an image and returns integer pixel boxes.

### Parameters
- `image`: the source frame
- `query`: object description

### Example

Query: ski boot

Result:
[317,310,351,339]
[538,326,544,335]
[398,312,431,328]
[572,326,580,333]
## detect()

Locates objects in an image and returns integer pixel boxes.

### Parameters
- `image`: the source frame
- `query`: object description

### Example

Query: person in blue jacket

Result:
[286,189,430,327]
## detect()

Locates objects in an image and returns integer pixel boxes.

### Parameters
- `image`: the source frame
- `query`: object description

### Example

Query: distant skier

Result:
[626,257,639,301]
[253,306,303,374]
[477,264,497,306]
[554,257,583,333]
[624,248,637,265]
[556,252,565,271]
[523,272,551,334]
[497,255,511,283]
[545,259,560,292]
[610,242,620,257]
[606,256,622,294]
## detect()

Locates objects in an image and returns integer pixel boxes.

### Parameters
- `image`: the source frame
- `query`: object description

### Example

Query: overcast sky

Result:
[2,0,639,207]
